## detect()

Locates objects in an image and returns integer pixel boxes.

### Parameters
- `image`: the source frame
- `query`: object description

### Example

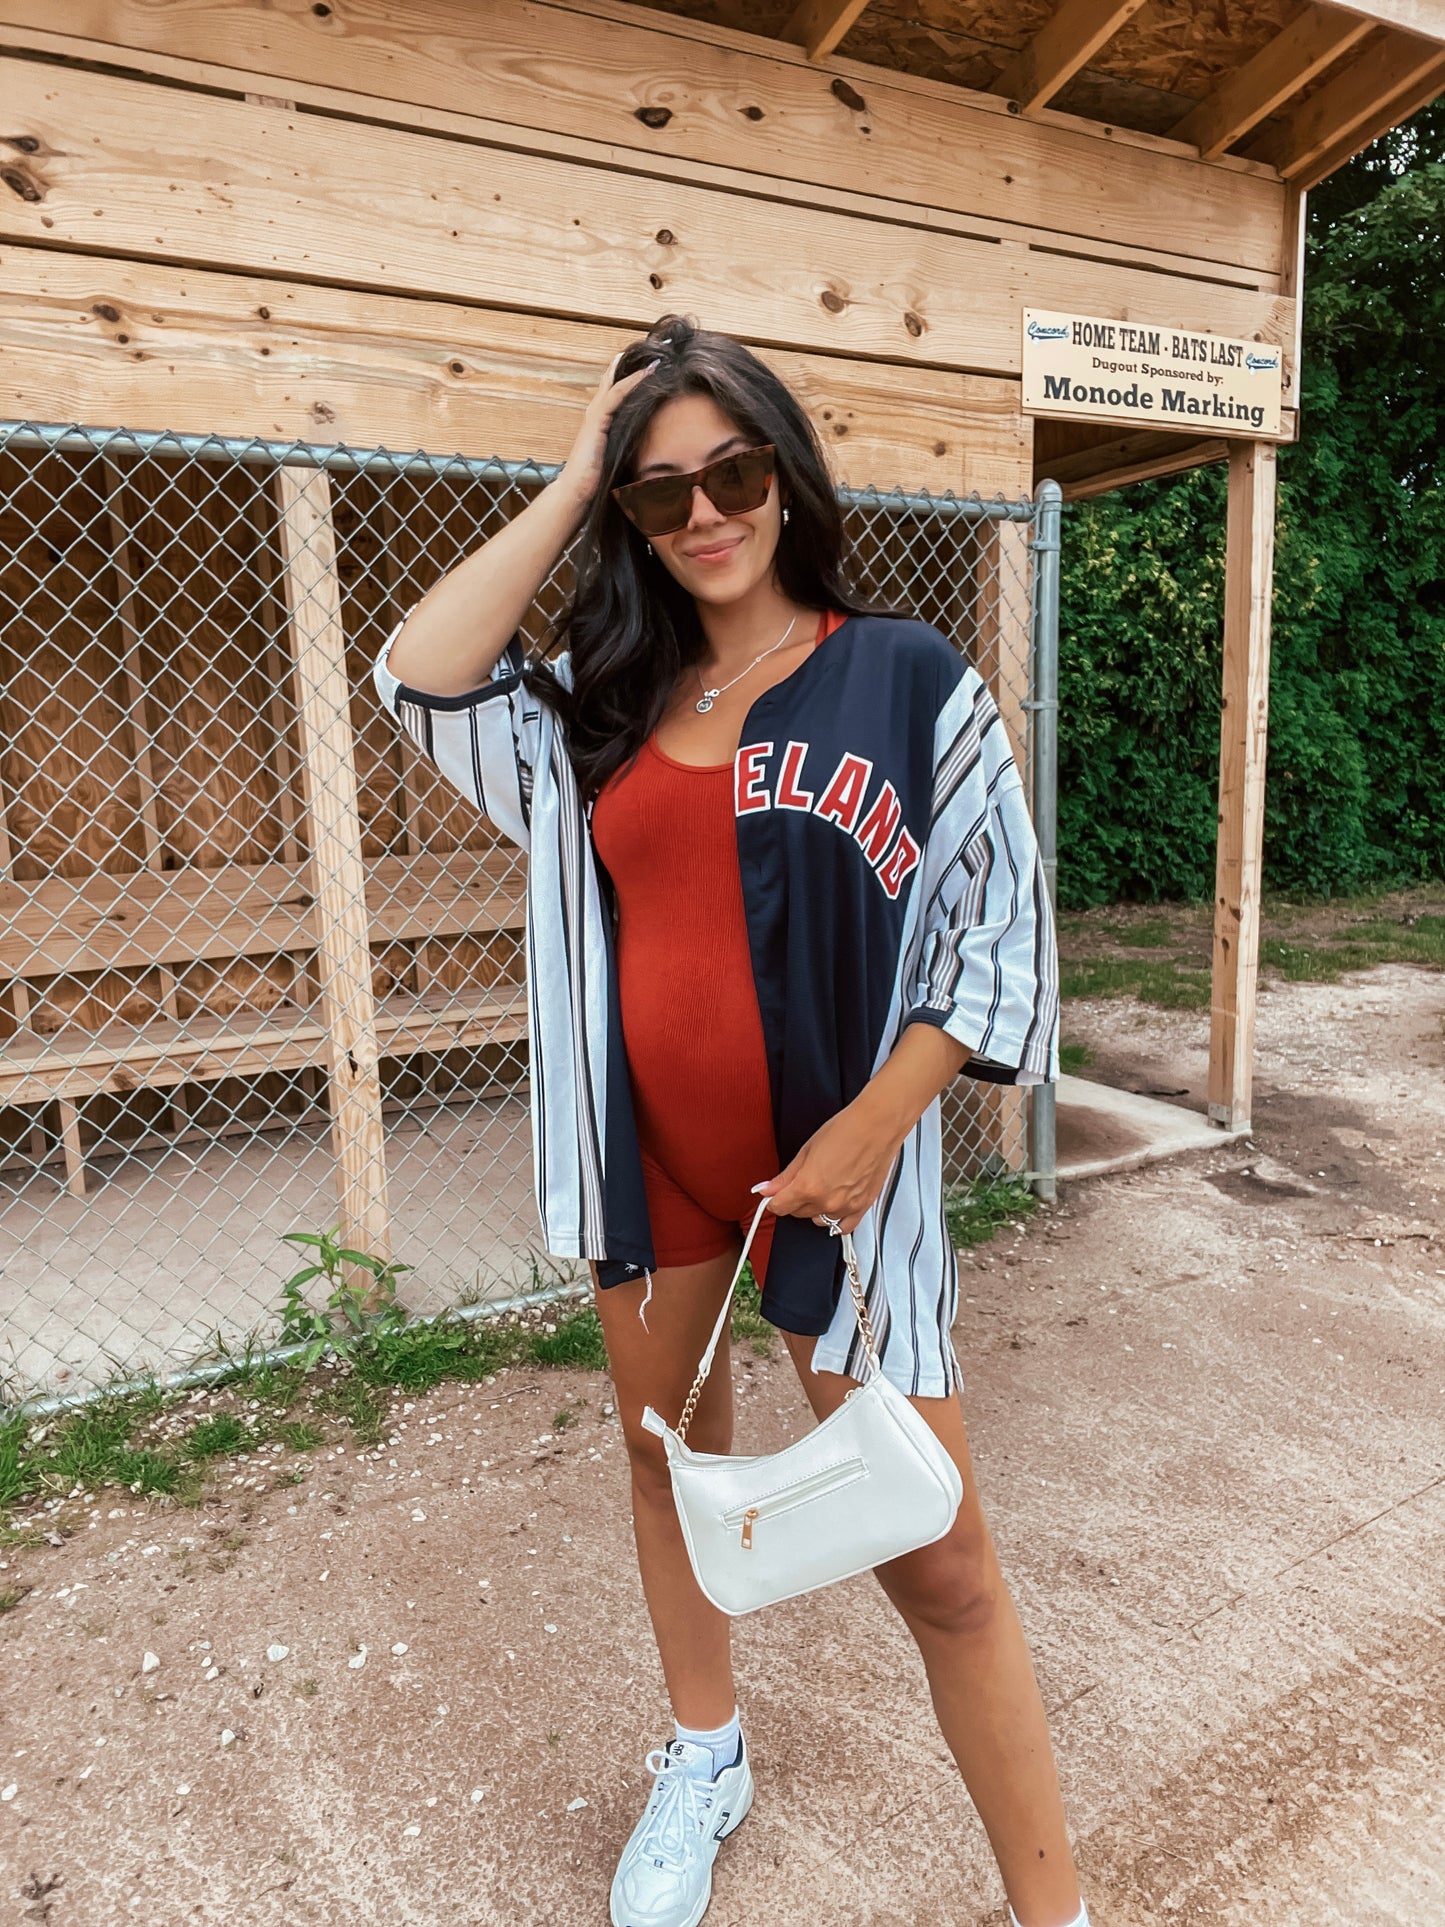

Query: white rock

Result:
[391,1642,408,1656]
[1,1784,16,1802]
[411,1509,427,1523]
[471,1788,485,1803]
[176,1784,190,1796]
[141,1652,160,1674]
[544,1624,558,1634]
[205,1666,219,1681]
[567,1797,588,1812]
[77,1765,93,1781]
[402,1823,421,1837]
[267,1644,289,1663]
[348,1648,368,1670]
[220,1729,236,1747]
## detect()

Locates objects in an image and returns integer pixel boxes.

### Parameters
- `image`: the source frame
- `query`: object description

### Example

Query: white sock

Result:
[1010,1906,1089,1927]
[673,1708,742,1781]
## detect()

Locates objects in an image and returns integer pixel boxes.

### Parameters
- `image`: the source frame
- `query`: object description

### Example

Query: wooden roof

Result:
[629,0,1445,183]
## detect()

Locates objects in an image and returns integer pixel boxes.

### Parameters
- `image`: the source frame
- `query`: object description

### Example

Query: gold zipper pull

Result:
[740,1507,759,1550]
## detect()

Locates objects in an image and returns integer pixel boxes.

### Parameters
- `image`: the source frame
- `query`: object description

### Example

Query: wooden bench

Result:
[0,849,528,1197]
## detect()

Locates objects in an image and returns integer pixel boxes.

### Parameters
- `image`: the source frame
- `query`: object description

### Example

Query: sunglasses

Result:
[612,444,777,539]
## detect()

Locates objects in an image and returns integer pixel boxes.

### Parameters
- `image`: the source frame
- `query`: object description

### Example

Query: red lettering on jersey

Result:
[734,741,774,813]
[855,780,902,864]
[774,740,814,811]
[815,752,873,833]
[876,826,922,900]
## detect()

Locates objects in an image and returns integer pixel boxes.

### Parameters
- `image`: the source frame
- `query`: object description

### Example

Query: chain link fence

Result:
[0,422,1055,1407]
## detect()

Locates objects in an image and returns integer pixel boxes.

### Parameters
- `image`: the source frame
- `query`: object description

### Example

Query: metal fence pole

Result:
[1028,479,1062,1203]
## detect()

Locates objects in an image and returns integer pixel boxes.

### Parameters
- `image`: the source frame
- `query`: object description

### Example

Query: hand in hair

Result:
[558,352,660,510]
[381,351,656,699]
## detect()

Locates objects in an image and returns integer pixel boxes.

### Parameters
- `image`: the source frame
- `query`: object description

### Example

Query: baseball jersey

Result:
[373,612,1058,1397]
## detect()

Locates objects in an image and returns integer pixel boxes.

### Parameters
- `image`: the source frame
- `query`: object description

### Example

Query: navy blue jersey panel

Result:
[734,615,964,1328]
[596,861,657,1282]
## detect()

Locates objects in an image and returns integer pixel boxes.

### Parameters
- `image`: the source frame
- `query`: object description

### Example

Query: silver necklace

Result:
[694,615,798,713]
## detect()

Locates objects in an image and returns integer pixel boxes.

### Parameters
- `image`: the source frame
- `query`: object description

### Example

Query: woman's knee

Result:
[880,1527,1000,1640]
[619,1406,729,1506]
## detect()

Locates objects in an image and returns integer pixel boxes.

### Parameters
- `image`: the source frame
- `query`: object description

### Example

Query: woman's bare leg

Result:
[783,1330,1082,1927]
[594,1250,743,1730]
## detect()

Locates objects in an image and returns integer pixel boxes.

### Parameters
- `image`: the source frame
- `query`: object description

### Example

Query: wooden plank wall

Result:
[0,0,1303,1203]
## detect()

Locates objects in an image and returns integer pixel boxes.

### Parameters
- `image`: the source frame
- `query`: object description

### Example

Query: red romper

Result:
[591,611,847,1285]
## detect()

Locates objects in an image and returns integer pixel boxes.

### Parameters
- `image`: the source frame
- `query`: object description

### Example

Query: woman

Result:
[374,316,1085,1927]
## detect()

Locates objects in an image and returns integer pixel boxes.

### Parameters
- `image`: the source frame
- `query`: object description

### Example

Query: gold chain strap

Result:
[676,1225,880,1443]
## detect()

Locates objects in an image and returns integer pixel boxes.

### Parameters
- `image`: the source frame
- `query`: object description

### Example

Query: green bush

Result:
[1057,110,1445,906]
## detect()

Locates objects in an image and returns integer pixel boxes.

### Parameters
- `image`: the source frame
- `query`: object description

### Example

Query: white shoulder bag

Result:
[641,1198,963,1617]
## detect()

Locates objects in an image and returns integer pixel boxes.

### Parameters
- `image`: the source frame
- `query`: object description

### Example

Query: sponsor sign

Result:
[1021,308,1284,438]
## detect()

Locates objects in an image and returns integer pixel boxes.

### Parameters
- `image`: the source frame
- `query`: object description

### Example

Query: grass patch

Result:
[183,1414,256,1461]
[1059,957,1212,1009]
[312,1377,390,1447]
[1058,1040,1095,1076]
[0,1585,30,1613]
[730,1265,774,1358]
[945,1173,1038,1250]
[529,1307,609,1372]
[278,1421,323,1452]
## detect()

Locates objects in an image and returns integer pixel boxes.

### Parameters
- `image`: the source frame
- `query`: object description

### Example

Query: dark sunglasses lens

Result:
[704,449,773,515]
[618,476,693,537]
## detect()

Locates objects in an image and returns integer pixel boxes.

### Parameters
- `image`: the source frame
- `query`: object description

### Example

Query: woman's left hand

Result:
[752,1025,971,1234]
[752,1094,904,1235]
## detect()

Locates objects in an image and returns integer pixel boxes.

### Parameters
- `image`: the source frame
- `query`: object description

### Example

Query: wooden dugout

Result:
[0,0,1441,1254]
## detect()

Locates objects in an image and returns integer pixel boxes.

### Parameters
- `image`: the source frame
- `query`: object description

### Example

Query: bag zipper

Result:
[721,1456,867,1549]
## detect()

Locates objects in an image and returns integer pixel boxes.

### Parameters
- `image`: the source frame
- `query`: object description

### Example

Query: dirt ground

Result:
[3,959,1443,1927]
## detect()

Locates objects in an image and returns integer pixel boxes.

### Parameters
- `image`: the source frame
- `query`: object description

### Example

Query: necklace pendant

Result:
[695,693,716,714]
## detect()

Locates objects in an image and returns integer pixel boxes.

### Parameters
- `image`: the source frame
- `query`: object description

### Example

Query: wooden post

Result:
[1208,440,1277,1131]
[275,464,392,1263]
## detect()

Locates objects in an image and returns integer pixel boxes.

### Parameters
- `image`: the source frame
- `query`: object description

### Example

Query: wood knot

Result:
[4,135,40,154]
[741,104,764,121]
[654,228,675,246]
[648,272,663,289]
[830,78,867,113]
[903,311,925,338]
[819,289,847,314]
[635,106,673,129]
[91,302,121,324]
[2,165,42,203]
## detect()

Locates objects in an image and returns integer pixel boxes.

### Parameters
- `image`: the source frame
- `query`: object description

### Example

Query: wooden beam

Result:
[1292,49,1445,184]
[781,0,875,61]
[990,0,1151,115]
[0,59,1292,379]
[1208,440,1277,1133]
[275,465,392,1265]
[0,249,1032,497]
[1038,427,1229,498]
[1170,8,1373,159]
[1305,0,1445,42]
[1249,29,1445,177]
[0,2,1289,277]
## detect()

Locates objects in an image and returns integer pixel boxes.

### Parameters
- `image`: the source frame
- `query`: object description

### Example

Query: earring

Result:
[782,506,790,526]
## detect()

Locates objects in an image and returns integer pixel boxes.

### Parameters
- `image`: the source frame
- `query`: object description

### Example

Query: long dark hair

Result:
[527,315,880,801]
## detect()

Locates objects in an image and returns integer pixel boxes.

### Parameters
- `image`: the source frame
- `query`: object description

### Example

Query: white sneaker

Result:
[609,1736,753,1927]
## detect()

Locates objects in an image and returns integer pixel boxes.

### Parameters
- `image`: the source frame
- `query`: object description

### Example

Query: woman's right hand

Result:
[556,352,659,511]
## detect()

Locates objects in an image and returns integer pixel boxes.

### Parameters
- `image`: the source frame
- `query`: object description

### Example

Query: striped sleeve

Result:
[370,615,551,853]
[903,667,1059,1085]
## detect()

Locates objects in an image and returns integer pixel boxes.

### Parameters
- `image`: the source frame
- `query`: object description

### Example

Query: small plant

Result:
[292,1677,320,1698]
[945,1172,1038,1250]
[552,1408,576,1430]
[0,1585,30,1614]
[183,1414,254,1461]
[730,1265,774,1358]
[279,1228,413,1367]
[530,1308,608,1372]
[279,1421,323,1452]
[1058,1040,1095,1076]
